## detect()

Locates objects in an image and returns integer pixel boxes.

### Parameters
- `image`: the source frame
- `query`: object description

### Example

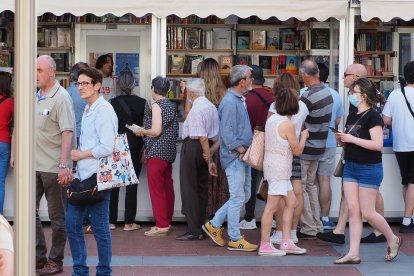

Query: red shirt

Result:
[245,87,275,131]
[0,95,13,143]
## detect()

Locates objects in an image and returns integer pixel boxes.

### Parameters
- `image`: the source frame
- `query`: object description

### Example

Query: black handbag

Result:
[67,174,106,206]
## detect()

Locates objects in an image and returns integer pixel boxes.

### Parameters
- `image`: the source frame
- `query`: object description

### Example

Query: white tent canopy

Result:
[360,0,414,22]
[2,0,348,20]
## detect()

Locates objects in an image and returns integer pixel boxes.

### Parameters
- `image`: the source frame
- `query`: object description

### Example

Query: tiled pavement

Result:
[40,222,414,276]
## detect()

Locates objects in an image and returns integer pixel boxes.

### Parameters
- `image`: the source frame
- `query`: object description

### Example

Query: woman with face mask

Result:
[334,78,402,264]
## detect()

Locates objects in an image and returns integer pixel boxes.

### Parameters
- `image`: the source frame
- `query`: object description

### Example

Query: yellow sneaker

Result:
[202,221,225,247]
[227,235,258,251]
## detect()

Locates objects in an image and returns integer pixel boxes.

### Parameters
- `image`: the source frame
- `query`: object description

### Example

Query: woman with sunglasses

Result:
[334,78,401,264]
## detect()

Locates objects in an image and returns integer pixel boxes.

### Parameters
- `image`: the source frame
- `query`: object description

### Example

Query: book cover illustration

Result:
[234,54,251,66]
[258,56,272,74]
[115,53,140,87]
[185,28,202,49]
[280,29,295,50]
[57,28,71,48]
[311,29,330,49]
[50,53,68,72]
[236,31,250,50]
[266,30,280,50]
[0,51,10,67]
[285,56,298,75]
[251,30,266,50]
[170,54,185,74]
[213,28,232,49]
[219,55,233,74]
[37,29,45,47]
[183,55,203,74]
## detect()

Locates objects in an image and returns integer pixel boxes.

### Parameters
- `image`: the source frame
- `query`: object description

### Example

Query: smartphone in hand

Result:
[328,127,339,133]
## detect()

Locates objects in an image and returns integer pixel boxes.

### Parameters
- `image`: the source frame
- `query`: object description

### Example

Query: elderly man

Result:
[383,61,414,233]
[317,63,386,244]
[35,55,75,275]
[203,65,258,252]
[176,78,219,241]
[298,59,333,239]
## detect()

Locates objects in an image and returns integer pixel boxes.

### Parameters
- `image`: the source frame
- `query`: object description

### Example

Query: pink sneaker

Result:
[280,239,307,255]
[258,241,286,256]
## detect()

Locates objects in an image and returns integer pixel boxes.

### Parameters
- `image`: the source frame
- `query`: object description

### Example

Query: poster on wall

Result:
[115,53,140,87]
[89,52,113,67]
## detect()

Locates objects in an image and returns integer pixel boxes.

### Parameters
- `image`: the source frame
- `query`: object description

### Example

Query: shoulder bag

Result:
[256,177,268,202]
[97,133,139,191]
[242,126,265,171]
[67,174,106,206]
[400,79,414,118]
[333,109,370,177]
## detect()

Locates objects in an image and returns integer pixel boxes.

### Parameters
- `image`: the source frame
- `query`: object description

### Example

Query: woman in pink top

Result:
[0,72,13,214]
[259,88,308,256]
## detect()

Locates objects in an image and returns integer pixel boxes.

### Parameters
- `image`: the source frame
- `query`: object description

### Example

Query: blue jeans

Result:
[211,158,251,241]
[0,142,10,214]
[66,190,112,276]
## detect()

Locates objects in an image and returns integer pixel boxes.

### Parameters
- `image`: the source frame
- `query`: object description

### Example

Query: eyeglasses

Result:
[348,90,362,95]
[74,81,92,87]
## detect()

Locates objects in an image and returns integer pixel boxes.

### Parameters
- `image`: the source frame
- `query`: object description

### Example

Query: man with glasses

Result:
[35,55,75,275]
[203,65,258,252]
[317,63,387,244]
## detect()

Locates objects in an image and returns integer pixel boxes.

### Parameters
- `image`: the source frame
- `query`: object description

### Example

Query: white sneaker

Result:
[272,220,276,228]
[270,230,282,245]
[239,219,257,230]
[291,230,298,244]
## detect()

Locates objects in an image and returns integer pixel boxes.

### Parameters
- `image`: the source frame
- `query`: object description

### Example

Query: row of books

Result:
[167,15,225,25]
[355,54,393,76]
[236,29,296,51]
[37,27,71,48]
[167,27,233,50]
[167,54,299,76]
[38,12,152,24]
[354,31,393,52]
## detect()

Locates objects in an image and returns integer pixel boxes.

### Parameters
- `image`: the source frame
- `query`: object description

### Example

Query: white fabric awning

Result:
[360,0,414,22]
[2,0,348,21]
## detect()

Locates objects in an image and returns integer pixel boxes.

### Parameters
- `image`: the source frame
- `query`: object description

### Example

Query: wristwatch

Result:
[58,163,68,169]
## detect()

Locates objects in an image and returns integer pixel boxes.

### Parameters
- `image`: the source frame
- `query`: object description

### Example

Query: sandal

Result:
[334,254,361,265]
[144,226,170,236]
[385,236,403,262]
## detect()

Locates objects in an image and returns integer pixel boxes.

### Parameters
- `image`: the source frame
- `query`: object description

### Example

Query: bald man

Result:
[317,63,386,244]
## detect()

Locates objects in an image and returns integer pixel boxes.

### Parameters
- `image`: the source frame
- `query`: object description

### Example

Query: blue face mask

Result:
[348,95,361,107]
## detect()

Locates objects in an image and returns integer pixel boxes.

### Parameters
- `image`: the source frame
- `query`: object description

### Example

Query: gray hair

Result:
[151,76,170,96]
[37,55,56,70]
[186,78,205,97]
[229,65,252,86]
[118,65,135,95]
[299,59,319,77]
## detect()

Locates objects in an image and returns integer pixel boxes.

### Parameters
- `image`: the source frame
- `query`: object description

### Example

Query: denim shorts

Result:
[342,161,383,189]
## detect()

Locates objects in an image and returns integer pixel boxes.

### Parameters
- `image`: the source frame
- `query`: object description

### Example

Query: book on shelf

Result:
[311,29,330,50]
[236,31,250,50]
[218,55,233,74]
[266,30,280,50]
[44,28,57,47]
[213,28,232,50]
[271,56,279,75]
[184,28,202,49]
[57,28,71,48]
[285,56,298,75]
[183,55,204,74]
[204,30,213,49]
[234,54,251,66]
[169,54,186,74]
[251,30,266,50]
[0,50,10,67]
[258,56,272,74]
[175,27,184,49]
[280,29,295,50]
[50,53,69,72]
[37,29,46,47]
[279,55,286,73]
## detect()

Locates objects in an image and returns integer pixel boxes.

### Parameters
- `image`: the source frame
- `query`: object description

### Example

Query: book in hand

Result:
[125,124,142,132]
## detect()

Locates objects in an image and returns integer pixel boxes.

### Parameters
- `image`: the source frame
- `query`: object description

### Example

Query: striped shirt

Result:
[300,83,333,160]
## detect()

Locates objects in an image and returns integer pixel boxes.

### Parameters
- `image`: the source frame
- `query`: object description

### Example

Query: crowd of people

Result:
[0,53,413,274]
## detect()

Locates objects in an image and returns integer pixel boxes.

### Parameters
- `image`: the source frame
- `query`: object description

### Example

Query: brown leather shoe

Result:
[37,260,63,275]
[36,259,47,270]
